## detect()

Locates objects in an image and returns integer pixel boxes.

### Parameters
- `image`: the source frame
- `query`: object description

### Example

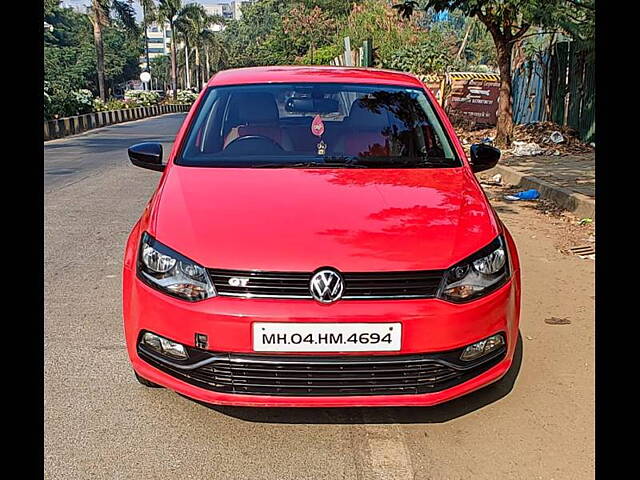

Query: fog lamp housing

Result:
[460,333,505,362]
[141,331,188,360]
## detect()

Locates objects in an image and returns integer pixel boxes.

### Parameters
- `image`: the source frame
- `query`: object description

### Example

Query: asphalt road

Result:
[44,114,594,479]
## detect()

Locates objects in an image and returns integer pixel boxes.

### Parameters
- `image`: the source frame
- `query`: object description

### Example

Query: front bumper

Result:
[123,265,520,407]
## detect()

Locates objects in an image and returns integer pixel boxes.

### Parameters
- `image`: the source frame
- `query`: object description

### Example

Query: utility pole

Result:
[142,1,151,91]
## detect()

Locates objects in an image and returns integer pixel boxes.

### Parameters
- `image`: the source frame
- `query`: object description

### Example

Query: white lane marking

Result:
[359,410,414,480]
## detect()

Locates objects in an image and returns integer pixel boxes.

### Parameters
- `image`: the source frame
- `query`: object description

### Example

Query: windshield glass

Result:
[177,83,460,168]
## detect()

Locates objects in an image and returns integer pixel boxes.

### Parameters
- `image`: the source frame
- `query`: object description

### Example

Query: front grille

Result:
[208,269,445,300]
[138,346,505,397]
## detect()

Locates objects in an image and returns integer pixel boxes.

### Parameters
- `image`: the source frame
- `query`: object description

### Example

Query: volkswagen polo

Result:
[123,66,521,407]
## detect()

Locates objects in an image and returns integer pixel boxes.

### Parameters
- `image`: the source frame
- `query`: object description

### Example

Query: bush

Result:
[300,45,342,65]
[93,98,137,112]
[44,86,95,119]
[386,37,453,75]
[124,89,161,107]
[176,89,198,104]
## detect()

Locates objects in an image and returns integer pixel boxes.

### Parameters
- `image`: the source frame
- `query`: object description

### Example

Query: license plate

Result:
[252,322,402,352]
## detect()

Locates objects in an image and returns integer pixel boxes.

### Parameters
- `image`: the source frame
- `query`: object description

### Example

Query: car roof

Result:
[207,66,424,88]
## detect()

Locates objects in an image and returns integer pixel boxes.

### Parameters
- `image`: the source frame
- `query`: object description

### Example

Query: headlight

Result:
[137,232,216,301]
[439,235,510,302]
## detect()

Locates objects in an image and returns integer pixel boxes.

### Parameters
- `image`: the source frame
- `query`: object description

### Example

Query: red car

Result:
[123,66,521,407]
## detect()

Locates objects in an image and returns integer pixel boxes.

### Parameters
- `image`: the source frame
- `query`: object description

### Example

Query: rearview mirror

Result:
[128,142,164,172]
[469,143,500,173]
[285,97,340,114]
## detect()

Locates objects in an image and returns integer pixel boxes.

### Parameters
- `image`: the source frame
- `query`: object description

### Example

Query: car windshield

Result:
[177,82,461,168]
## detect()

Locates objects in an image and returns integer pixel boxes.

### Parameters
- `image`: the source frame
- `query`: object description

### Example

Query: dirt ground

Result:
[478,172,596,255]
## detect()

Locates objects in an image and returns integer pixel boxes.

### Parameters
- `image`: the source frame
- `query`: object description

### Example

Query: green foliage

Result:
[300,45,342,65]
[124,89,161,106]
[555,0,594,45]
[221,0,293,67]
[340,0,424,67]
[150,55,171,89]
[282,5,336,62]
[387,34,452,74]
[93,98,132,111]
[298,0,362,18]
[176,89,198,104]
[44,4,142,119]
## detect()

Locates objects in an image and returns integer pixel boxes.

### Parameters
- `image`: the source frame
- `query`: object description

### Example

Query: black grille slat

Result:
[203,365,449,375]
[208,268,444,300]
[138,347,507,397]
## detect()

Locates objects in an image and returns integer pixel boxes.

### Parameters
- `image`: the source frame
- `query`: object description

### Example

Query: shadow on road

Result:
[196,332,523,425]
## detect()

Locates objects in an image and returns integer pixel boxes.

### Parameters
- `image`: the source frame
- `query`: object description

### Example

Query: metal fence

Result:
[512,41,595,142]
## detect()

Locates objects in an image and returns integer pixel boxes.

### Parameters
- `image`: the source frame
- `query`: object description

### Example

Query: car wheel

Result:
[134,371,163,388]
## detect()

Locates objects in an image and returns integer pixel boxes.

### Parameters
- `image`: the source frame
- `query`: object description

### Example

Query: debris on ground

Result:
[511,141,545,156]
[548,131,564,144]
[504,189,540,201]
[545,317,572,325]
[476,177,595,254]
[457,121,594,156]
[578,218,593,226]
[566,244,596,260]
[480,173,503,187]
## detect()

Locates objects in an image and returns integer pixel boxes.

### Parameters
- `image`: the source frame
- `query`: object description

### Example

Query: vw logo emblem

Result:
[310,269,344,303]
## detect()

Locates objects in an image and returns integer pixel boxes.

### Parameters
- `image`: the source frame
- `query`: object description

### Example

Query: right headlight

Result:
[137,232,216,302]
[438,235,510,302]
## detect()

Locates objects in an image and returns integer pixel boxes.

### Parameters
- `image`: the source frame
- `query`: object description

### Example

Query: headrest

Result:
[347,98,390,129]
[229,93,279,124]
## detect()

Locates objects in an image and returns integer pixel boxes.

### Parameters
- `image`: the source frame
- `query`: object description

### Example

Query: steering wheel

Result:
[223,135,284,155]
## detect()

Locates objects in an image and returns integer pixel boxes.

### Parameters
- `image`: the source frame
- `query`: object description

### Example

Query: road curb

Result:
[486,164,595,220]
[44,104,191,141]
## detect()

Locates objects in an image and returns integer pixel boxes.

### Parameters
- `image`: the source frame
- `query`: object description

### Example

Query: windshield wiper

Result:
[250,156,456,169]
[251,160,367,169]
[323,156,456,168]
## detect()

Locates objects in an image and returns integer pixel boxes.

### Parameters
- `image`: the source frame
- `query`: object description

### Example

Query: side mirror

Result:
[469,143,501,173]
[128,142,164,172]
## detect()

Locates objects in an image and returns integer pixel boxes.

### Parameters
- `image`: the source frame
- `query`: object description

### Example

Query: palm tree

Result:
[157,0,182,99]
[196,14,226,87]
[173,10,195,90]
[200,28,227,84]
[88,0,138,101]
[173,3,209,90]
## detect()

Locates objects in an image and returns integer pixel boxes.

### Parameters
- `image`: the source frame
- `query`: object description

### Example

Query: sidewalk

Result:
[484,152,595,220]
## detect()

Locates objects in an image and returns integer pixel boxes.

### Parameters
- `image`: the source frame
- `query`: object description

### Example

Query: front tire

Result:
[134,371,163,388]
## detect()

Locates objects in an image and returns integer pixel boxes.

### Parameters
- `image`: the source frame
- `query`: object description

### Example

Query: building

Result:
[139,1,258,67]
[204,4,232,32]
[140,21,172,70]
[205,1,258,24]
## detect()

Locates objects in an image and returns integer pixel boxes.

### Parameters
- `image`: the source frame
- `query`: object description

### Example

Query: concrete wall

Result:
[44,104,191,141]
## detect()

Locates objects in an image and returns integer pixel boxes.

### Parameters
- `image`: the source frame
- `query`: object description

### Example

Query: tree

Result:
[150,55,171,90]
[172,4,225,89]
[393,0,562,147]
[556,0,594,46]
[88,0,139,101]
[220,0,293,68]
[158,0,182,99]
[282,5,336,63]
[200,26,227,82]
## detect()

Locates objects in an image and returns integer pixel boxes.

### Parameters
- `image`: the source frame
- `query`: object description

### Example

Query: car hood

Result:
[150,166,500,272]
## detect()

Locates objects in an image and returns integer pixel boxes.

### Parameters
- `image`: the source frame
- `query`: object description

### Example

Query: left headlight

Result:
[137,232,216,301]
[438,235,510,302]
